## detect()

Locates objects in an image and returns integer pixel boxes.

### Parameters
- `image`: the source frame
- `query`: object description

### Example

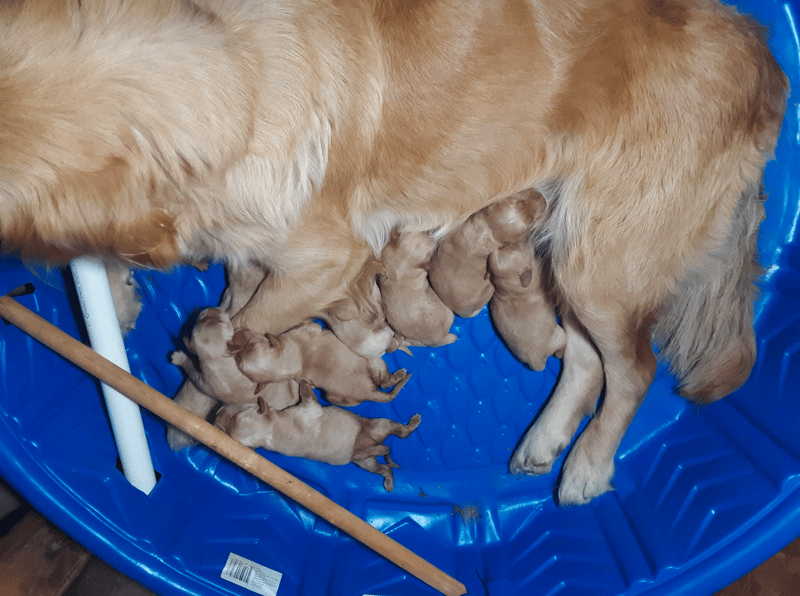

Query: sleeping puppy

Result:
[172,308,266,404]
[428,191,547,318]
[319,257,401,359]
[231,321,411,407]
[487,240,565,371]
[166,307,299,449]
[169,308,300,409]
[0,0,787,504]
[378,229,456,347]
[215,381,421,491]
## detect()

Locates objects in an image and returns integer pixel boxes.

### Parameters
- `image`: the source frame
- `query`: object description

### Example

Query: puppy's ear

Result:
[298,380,316,401]
[520,269,533,289]
[227,329,249,353]
[518,190,548,227]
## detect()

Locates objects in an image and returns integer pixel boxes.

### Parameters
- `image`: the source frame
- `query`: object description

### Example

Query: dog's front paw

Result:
[509,424,569,476]
[556,437,614,506]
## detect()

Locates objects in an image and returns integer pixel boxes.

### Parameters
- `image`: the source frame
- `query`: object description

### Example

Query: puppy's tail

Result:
[652,186,765,404]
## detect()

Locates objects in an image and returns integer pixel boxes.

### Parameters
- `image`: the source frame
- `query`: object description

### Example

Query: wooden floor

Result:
[0,478,796,595]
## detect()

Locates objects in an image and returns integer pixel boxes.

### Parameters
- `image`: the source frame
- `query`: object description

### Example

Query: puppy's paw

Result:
[169,350,189,367]
[166,425,199,451]
[557,439,614,506]
[509,425,569,476]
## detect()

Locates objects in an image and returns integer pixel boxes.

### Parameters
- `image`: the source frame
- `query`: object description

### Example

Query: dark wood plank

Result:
[0,511,91,596]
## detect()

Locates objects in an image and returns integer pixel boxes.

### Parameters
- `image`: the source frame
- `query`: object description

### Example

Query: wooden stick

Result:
[0,290,467,596]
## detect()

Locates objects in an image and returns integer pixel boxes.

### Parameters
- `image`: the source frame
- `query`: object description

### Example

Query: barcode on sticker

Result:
[221,553,282,596]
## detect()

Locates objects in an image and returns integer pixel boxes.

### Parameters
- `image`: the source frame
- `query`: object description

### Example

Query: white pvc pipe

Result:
[70,257,157,495]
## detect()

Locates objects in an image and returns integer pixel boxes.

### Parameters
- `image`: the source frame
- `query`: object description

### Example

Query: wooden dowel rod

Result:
[0,292,467,596]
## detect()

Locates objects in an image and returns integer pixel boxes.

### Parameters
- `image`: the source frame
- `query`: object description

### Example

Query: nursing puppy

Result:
[378,229,457,347]
[167,307,300,448]
[0,0,787,504]
[488,241,565,371]
[172,308,267,404]
[319,257,401,359]
[428,191,548,318]
[215,381,421,491]
[231,321,411,407]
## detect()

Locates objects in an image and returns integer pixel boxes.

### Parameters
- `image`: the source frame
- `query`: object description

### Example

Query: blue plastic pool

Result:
[1,1,799,594]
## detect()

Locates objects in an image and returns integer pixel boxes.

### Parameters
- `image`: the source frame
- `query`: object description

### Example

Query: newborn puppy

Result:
[232,321,411,407]
[321,258,399,359]
[428,190,547,318]
[215,381,421,491]
[378,229,456,347]
[172,307,299,408]
[487,240,565,371]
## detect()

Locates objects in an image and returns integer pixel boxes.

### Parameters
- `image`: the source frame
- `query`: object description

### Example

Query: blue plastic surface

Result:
[1,1,799,594]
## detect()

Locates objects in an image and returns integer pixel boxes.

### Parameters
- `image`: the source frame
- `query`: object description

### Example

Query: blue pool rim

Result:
[1,1,800,594]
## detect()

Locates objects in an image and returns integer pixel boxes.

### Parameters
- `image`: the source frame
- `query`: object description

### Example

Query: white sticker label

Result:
[220,553,282,596]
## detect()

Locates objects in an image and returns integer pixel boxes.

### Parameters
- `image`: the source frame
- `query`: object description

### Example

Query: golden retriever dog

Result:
[378,229,457,347]
[231,321,411,407]
[487,240,566,371]
[215,381,421,491]
[428,190,548,318]
[0,0,786,504]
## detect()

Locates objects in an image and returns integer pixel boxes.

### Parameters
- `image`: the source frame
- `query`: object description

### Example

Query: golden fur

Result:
[215,381,421,491]
[429,190,548,318]
[378,229,457,347]
[230,321,411,407]
[487,240,565,371]
[0,0,787,504]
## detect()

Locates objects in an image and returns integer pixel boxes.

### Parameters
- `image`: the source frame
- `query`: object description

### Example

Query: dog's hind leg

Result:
[555,303,657,506]
[353,456,396,492]
[509,312,604,476]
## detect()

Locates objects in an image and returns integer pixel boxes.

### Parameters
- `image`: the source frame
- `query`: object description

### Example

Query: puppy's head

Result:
[186,308,235,358]
[323,258,396,358]
[380,229,436,271]
[481,190,547,248]
[488,243,537,293]
[215,399,272,447]
[230,329,283,375]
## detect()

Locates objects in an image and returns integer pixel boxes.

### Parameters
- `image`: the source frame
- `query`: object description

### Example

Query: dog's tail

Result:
[652,186,765,404]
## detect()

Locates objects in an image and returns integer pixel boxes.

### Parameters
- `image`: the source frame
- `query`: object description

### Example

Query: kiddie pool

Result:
[1,1,799,594]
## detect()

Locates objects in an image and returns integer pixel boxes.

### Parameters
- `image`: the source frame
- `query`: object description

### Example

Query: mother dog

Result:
[0,0,786,504]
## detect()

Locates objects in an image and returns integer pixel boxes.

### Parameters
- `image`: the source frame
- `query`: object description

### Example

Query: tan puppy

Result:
[428,191,548,318]
[320,257,400,358]
[232,321,410,407]
[172,308,264,404]
[0,0,786,504]
[487,241,565,371]
[378,229,456,347]
[215,381,421,491]
[166,307,299,449]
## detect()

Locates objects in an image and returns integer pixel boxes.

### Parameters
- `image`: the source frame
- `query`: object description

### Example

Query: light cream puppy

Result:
[428,191,547,318]
[378,229,456,347]
[487,240,565,372]
[232,321,410,407]
[215,381,421,491]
